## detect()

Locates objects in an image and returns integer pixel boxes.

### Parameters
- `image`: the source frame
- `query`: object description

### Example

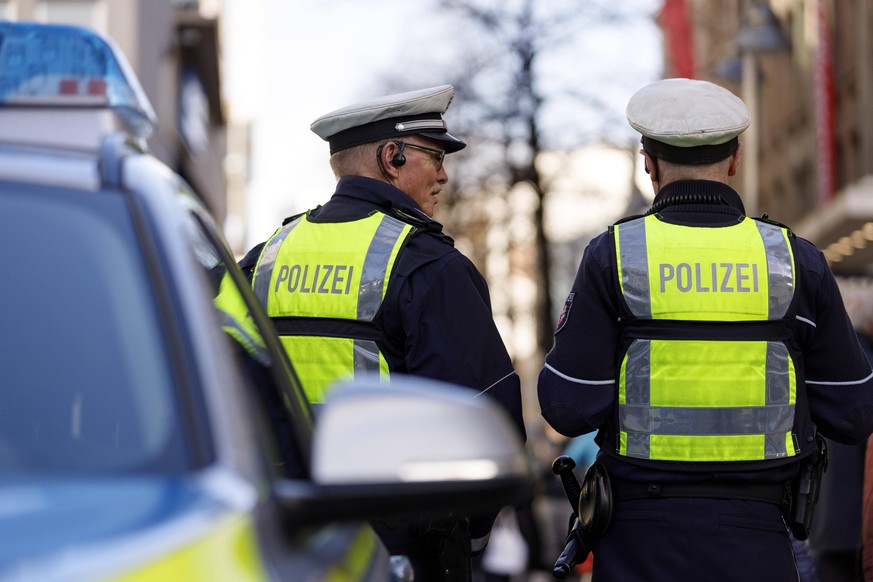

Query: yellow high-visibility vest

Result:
[612,214,798,462]
[252,212,415,403]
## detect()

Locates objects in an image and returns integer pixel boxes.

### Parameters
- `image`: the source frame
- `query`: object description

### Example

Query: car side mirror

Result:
[274,375,532,528]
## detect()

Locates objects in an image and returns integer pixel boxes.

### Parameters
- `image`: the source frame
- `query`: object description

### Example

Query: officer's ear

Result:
[375,141,402,180]
[728,143,743,177]
[641,149,658,182]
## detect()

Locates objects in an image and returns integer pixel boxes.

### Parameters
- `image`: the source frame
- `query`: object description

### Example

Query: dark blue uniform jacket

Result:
[538,179,873,485]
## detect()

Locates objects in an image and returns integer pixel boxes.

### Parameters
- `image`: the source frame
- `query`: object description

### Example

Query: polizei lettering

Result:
[274,264,354,294]
[659,262,759,293]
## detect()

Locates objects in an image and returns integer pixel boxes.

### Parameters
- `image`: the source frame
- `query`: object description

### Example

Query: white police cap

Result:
[310,85,467,154]
[626,78,751,164]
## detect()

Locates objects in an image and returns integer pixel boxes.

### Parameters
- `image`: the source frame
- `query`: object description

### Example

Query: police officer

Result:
[240,85,526,581]
[537,78,873,581]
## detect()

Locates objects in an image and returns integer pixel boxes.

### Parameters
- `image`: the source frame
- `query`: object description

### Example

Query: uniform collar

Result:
[649,180,746,216]
[332,175,445,232]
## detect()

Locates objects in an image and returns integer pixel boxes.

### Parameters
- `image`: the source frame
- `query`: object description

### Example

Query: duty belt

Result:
[611,479,788,506]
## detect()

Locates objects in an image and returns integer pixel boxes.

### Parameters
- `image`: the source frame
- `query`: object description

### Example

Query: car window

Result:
[0,182,187,474]
[181,203,312,479]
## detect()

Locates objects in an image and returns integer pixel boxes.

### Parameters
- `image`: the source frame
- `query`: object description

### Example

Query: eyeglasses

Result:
[399,141,445,171]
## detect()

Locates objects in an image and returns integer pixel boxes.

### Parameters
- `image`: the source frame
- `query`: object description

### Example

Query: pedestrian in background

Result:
[240,85,526,581]
[538,78,873,581]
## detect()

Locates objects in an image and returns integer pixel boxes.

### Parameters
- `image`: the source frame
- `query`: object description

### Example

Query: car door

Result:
[175,188,395,581]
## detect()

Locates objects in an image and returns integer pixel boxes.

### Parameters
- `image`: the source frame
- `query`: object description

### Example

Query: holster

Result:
[578,460,613,543]
[784,435,828,540]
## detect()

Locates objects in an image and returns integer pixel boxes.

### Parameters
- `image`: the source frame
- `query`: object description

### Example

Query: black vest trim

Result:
[271,316,383,342]
[620,319,795,342]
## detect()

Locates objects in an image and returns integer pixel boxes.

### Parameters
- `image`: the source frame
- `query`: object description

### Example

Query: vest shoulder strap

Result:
[754,213,796,237]
[284,210,308,225]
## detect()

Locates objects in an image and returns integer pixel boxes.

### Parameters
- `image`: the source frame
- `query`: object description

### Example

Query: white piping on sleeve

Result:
[544,363,615,385]
[807,369,873,386]
[796,315,816,328]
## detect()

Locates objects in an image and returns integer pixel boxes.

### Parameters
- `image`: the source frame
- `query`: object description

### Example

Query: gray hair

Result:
[329,142,378,178]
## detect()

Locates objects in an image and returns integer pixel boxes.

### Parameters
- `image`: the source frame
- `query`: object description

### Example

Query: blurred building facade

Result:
[0,0,231,229]
[659,0,873,275]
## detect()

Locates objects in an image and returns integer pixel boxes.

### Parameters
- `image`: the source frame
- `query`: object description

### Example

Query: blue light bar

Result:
[0,21,158,139]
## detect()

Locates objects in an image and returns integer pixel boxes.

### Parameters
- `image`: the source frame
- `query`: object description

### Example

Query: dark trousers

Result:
[591,497,799,581]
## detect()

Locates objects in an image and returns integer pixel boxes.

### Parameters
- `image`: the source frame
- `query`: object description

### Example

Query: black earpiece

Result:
[377,141,406,173]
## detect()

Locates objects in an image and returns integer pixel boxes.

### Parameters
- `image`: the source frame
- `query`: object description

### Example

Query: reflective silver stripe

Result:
[617,219,651,318]
[765,433,788,458]
[354,339,381,375]
[624,339,650,406]
[623,339,651,458]
[357,215,407,321]
[626,431,650,459]
[253,216,303,307]
[764,341,791,458]
[766,342,790,406]
[352,215,408,379]
[620,404,794,435]
[755,221,794,319]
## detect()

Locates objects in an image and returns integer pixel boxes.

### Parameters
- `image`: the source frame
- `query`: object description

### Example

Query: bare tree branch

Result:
[376,0,660,356]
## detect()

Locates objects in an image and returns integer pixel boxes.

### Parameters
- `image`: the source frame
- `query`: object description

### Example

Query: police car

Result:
[0,21,531,581]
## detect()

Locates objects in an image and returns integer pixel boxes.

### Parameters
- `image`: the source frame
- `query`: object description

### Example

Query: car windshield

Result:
[0,182,186,474]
